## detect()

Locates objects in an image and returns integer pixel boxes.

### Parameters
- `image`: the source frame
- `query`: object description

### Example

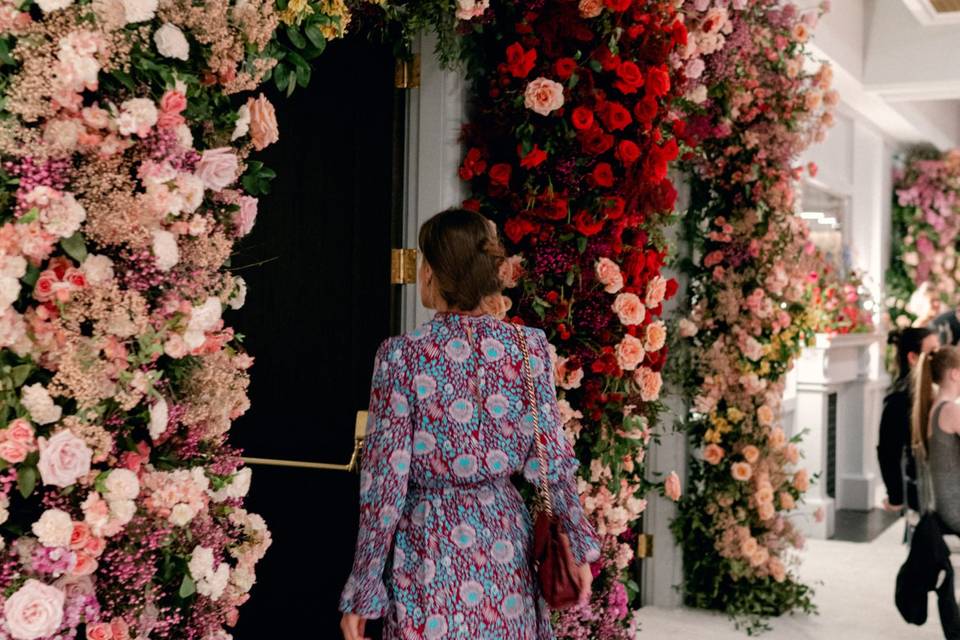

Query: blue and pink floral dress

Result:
[339,312,601,639]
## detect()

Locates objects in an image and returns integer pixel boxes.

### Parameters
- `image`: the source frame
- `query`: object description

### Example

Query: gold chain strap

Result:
[513,324,554,518]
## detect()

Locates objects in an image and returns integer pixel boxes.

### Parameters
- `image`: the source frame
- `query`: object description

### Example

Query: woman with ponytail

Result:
[912,346,960,531]
[878,328,938,511]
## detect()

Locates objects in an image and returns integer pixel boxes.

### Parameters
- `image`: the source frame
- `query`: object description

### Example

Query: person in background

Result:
[879,327,939,512]
[930,307,960,346]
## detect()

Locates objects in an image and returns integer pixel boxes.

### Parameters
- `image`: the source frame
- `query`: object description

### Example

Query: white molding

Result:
[900,0,960,25]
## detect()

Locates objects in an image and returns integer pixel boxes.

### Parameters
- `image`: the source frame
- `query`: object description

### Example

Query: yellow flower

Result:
[319,0,352,39]
[705,428,722,444]
[726,407,744,424]
[759,361,771,376]
[279,0,314,26]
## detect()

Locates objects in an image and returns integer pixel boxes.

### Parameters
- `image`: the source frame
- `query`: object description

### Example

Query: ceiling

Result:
[902,0,960,24]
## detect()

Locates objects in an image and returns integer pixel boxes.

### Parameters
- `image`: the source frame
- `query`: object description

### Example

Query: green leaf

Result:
[18,208,37,224]
[576,236,588,253]
[0,38,13,66]
[285,25,306,49]
[589,59,603,72]
[17,466,35,499]
[21,263,39,288]
[179,574,196,598]
[60,232,88,263]
[305,25,326,51]
[273,64,290,93]
[296,61,311,88]
[10,364,31,387]
[111,69,135,92]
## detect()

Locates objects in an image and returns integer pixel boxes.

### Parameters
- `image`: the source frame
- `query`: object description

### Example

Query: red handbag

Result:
[514,325,583,610]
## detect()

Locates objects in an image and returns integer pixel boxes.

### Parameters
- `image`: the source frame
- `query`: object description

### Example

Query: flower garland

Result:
[886,149,960,327]
[670,0,834,629]
[0,0,464,638]
[808,260,874,336]
[457,1,688,637]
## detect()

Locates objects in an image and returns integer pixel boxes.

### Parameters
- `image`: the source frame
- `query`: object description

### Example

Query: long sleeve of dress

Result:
[877,388,909,507]
[339,338,414,618]
[523,329,602,566]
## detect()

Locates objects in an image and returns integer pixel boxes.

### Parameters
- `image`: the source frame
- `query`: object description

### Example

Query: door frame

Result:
[400,34,468,332]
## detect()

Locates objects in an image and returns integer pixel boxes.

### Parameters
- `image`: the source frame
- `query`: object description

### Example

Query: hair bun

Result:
[887,329,901,346]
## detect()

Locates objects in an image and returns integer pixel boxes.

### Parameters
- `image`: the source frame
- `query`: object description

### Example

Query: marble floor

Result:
[639,516,947,639]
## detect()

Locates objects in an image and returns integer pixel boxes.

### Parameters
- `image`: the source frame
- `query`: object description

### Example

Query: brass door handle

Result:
[242,411,368,472]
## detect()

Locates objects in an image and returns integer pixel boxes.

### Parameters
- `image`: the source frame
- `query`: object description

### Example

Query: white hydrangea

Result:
[21,384,62,425]
[32,509,73,548]
[154,23,189,60]
[42,192,86,238]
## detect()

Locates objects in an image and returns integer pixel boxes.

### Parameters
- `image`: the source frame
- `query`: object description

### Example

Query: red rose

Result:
[580,126,614,155]
[459,147,487,180]
[616,140,640,165]
[504,217,538,244]
[646,66,671,98]
[555,57,577,80]
[650,178,677,212]
[603,196,626,219]
[519,144,548,169]
[574,210,605,237]
[600,102,632,131]
[592,162,614,187]
[604,0,632,12]
[505,43,537,79]
[571,107,595,130]
[535,195,569,220]
[665,278,679,299]
[462,198,481,212]
[614,62,644,94]
[488,163,512,187]
[596,47,621,72]
[633,93,658,126]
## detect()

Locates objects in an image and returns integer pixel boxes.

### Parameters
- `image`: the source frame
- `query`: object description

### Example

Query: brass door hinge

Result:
[637,533,653,559]
[395,55,421,89]
[391,248,418,284]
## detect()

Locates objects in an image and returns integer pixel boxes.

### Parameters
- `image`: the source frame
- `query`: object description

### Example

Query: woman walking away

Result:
[878,328,938,512]
[339,209,600,640]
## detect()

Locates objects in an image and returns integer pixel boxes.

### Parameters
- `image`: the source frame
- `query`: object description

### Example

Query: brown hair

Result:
[912,346,960,461]
[418,208,505,311]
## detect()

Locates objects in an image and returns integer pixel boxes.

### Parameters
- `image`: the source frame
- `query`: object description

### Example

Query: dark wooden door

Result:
[230,37,404,637]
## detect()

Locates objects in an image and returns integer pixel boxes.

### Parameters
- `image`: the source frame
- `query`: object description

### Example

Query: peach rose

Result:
[769,557,787,583]
[247,94,279,151]
[779,492,796,510]
[595,257,624,294]
[86,622,113,640]
[785,443,800,464]
[703,444,724,465]
[740,536,758,557]
[793,468,809,492]
[755,485,774,505]
[612,293,645,326]
[635,366,662,402]
[678,318,698,337]
[645,275,667,308]
[741,445,760,464]
[731,461,753,482]
[70,522,92,550]
[71,552,98,576]
[4,579,64,640]
[616,334,645,371]
[750,546,770,567]
[556,358,584,390]
[644,321,667,352]
[757,404,774,427]
[768,427,786,449]
[664,471,681,502]
[792,22,809,42]
[524,77,565,116]
[579,0,603,18]
[38,429,92,488]
[84,535,107,557]
[0,440,28,464]
[7,418,35,445]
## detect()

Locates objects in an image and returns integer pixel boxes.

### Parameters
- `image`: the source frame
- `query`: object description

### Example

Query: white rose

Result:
[169,503,195,527]
[104,468,140,501]
[152,229,179,272]
[21,384,62,425]
[228,277,247,310]
[149,397,169,440]
[35,0,73,12]
[122,0,158,23]
[0,275,21,311]
[4,579,65,640]
[154,23,189,60]
[37,429,91,488]
[0,255,26,280]
[231,104,250,142]
[108,499,136,525]
[31,509,73,548]
[81,254,115,285]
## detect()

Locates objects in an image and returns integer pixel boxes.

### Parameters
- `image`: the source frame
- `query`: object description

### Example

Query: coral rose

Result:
[731,461,753,482]
[615,334,645,371]
[635,366,662,402]
[247,94,279,151]
[664,471,681,502]
[644,321,667,352]
[595,257,624,294]
[703,444,724,465]
[757,404,774,427]
[579,0,603,17]
[611,292,645,325]
[793,468,809,492]
[524,77,565,116]
[741,445,760,464]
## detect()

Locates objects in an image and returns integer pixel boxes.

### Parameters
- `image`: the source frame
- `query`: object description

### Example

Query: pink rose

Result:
[555,357,584,390]
[611,293,645,325]
[579,0,603,18]
[499,255,523,288]
[233,195,258,237]
[524,77,565,116]
[195,148,238,192]
[758,503,776,521]
[635,366,662,402]
[38,429,93,488]
[0,440,28,464]
[71,552,98,577]
[455,0,489,20]
[644,322,667,352]
[69,522,92,551]
[247,94,279,151]
[86,622,113,640]
[731,461,753,482]
[84,535,107,557]
[4,579,65,640]
[664,471,681,502]
[7,418,35,445]
[616,334,645,371]
[157,90,187,129]
[110,620,130,640]
[595,258,624,294]
[703,444,724,465]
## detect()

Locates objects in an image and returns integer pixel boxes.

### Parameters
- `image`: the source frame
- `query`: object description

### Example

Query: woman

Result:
[912,346,960,532]
[339,209,600,640]
[878,327,938,512]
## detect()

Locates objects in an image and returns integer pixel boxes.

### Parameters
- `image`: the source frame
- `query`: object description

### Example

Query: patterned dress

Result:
[339,312,601,639]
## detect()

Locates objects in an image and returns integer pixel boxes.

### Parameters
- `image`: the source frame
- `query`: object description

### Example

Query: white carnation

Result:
[174,123,193,149]
[21,384,62,425]
[42,192,86,238]
[231,104,250,141]
[122,0,158,23]
[169,503,195,527]
[149,397,169,440]
[152,229,179,271]
[81,254,115,286]
[104,469,140,501]
[0,275,21,311]
[227,277,247,310]
[36,0,73,12]
[200,562,230,601]
[43,119,83,153]
[0,255,26,280]
[32,509,73,548]
[176,174,205,214]
[154,23,189,60]
[230,565,255,592]
[188,545,214,581]
[116,97,159,137]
